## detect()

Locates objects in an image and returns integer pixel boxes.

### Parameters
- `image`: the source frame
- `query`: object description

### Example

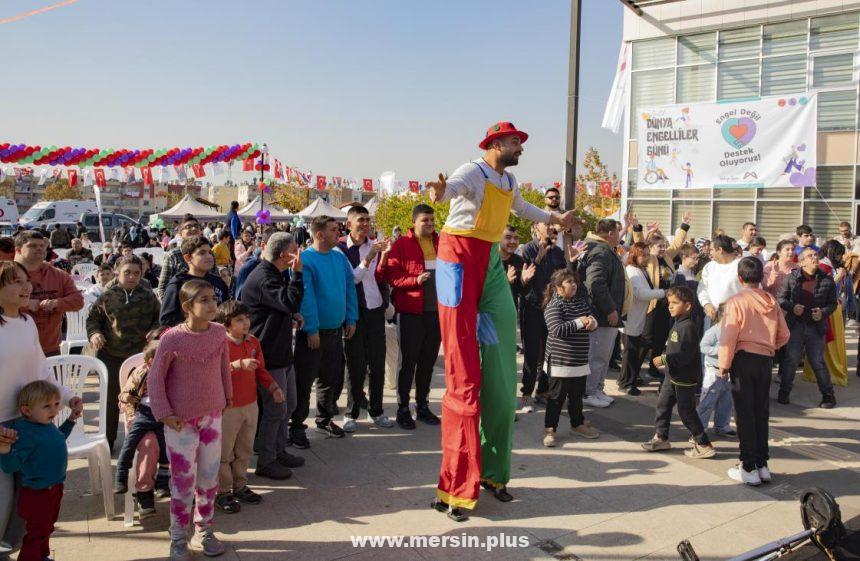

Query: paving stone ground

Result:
[45,328,860,561]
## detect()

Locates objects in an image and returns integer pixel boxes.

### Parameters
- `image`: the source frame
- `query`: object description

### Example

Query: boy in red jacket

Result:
[215,301,285,513]
[380,204,442,430]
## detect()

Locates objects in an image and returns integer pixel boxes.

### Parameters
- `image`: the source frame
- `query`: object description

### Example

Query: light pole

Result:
[259,143,268,232]
[563,0,582,213]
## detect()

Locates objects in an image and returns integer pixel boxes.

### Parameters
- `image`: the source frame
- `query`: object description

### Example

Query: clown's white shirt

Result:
[440,159,550,232]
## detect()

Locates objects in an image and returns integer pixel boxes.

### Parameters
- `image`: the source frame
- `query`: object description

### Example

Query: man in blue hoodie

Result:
[290,215,358,447]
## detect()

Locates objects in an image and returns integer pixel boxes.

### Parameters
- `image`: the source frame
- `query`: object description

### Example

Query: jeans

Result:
[697,375,734,431]
[519,300,548,397]
[654,377,710,446]
[587,327,618,396]
[345,307,386,418]
[115,404,168,484]
[96,351,126,451]
[256,366,297,467]
[731,351,772,472]
[778,322,834,398]
[397,313,441,408]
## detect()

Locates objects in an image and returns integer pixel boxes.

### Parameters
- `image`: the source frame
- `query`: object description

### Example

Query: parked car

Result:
[80,212,139,243]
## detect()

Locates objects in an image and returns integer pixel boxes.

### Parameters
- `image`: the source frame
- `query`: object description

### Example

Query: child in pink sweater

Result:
[148,279,232,560]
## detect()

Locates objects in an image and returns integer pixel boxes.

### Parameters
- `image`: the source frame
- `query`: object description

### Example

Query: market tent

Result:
[238,195,292,222]
[364,196,379,216]
[296,197,347,220]
[156,194,225,221]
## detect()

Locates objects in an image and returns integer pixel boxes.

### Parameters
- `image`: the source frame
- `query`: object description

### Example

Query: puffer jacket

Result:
[576,232,632,326]
[778,267,837,336]
[86,284,161,359]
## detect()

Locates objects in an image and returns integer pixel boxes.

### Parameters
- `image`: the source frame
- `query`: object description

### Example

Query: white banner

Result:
[636,93,817,190]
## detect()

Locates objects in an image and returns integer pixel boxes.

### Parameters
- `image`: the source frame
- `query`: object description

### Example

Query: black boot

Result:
[135,490,156,518]
[415,404,440,425]
[396,406,416,430]
[481,481,513,502]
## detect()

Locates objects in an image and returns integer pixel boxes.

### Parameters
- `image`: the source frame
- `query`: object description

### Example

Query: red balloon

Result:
[263,164,270,171]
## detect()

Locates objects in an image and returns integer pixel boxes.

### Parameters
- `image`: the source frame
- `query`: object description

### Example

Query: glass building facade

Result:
[624,11,860,242]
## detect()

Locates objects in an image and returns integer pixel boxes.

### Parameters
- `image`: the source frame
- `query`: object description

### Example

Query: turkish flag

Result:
[141,167,154,186]
[192,164,206,178]
[316,175,327,190]
[408,181,420,193]
[242,158,254,172]
[362,178,373,192]
[599,180,613,197]
[273,159,283,180]
[94,168,106,187]
[67,169,78,187]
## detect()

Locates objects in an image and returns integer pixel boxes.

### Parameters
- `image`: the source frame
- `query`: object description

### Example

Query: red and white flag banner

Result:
[316,175,327,190]
[66,169,78,187]
[94,168,106,187]
[141,167,154,186]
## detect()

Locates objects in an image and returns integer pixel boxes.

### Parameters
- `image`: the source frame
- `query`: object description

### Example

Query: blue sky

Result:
[2,0,623,185]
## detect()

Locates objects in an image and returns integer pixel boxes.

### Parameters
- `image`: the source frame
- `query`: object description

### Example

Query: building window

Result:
[763,21,808,56]
[808,166,854,199]
[633,37,675,70]
[812,53,855,88]
[761,55,807,96]
[678,32,716,65]
[811,13,859,52]
[717,59,760,99]
[718,27,761,61]
[756,202,801,242]
[677,64,715,103]
[818,90,858,131]
[630,68,674,137]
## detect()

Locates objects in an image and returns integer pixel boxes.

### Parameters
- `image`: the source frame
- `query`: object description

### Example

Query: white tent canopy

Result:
[156,194,225,221]
[364,196,379,216]
[238,195,292,222]
[296,197,347,220]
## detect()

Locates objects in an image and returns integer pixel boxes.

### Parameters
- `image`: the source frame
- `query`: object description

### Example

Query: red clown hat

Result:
[478,121,529,150]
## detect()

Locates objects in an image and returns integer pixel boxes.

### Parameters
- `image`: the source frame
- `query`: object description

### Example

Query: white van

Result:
[20,200,98,229]
[0,198,19,226]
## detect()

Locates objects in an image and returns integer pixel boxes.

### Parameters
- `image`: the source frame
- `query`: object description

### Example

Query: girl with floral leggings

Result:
[149,279,233,560]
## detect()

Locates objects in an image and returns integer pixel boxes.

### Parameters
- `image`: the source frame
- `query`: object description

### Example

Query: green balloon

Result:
[49,145,58,152]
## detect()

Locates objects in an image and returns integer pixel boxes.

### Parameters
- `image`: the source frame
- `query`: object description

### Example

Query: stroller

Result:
[678,488,858,561]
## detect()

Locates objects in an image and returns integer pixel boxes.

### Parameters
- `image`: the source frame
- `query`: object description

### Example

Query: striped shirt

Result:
[543,293,594,378]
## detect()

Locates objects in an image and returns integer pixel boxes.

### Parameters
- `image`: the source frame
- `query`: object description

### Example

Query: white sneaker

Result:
[595,390,614,404]
[846,319,860,329]
[371,414,394,428]
[583,395,610,408]
[519,395,534,413]
[727,464,761,486]
[342,416,358,433]
[757,466,772,483]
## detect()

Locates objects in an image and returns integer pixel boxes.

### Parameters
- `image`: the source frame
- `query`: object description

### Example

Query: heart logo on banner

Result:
[721,117,757,149]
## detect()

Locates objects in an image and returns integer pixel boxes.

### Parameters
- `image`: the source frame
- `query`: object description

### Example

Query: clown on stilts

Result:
[426,122,579,521]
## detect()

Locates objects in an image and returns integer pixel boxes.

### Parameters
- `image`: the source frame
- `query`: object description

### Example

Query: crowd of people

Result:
[0,184,857,556]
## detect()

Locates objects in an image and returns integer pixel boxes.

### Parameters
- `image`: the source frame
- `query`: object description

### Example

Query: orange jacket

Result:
[25,263,84,354]
[718,287,790,371]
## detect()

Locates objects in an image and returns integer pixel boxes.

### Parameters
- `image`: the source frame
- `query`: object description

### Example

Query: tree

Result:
[574,146,621,220]
[375,193,449,239]
[271,182,311,213]
[41,179,83,201]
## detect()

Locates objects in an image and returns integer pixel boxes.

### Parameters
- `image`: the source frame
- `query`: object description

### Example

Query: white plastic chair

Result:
[118,353,154,527]
[46,355,115,520]
[53,248,69,259]
[72,262,99,278]
[60,304,91,355]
